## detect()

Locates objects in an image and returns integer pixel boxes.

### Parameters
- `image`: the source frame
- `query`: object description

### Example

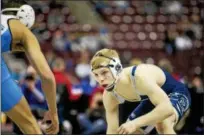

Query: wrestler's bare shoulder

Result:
[122,66,135,76]
[123,64,165,85]
[122,64,147,78]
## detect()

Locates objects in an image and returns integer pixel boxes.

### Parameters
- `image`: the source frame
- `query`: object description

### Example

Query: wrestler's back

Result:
[1,15,16,53]
[114,64,166,102]
[1,15,16,82]
[135,64,166,87]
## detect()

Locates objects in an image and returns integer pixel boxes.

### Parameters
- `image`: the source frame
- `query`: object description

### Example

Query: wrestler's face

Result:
[92,67,114,88]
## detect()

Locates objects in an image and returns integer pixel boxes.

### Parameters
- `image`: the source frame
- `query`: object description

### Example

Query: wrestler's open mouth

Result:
[102,84,108,88]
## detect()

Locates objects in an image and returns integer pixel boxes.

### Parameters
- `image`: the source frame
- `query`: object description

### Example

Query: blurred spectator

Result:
[99,26,112,47]
[21,66,48,110]
[77,90,106,134]
[158,58,185,83]
[75,49,97,95]
[52,57,79,102]
[129,58,143,66]
[11,61,26,82]
[52,30,71,52]
[164,1,182,14]
[144,1,158,15]
[190,15,202,40]
[47,8,65,31]
[52,57,83,134]
[164,30,178,55]
[175,35,193,50]
[175,17,193,50]
[158,58,173,73]
[94,1,109,9]
[182,75,204,134]
[113,1,129,9]
[75,49,91,79]
[3,54,27,82]
[192,75,204,94]
[45,50,56,67]
[79,32,101,53]
[145,57,155,64]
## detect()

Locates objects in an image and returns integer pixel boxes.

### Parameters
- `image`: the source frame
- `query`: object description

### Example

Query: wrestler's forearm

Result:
[107,128,118,134]
[106,115,119,134]
[106,109,119,134]
[132,102,174,127]
[41,75,57,114]
[107,117,119,134]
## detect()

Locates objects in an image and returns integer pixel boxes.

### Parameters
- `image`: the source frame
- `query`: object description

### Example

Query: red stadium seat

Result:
[149,32,158,41]
[134,15,144,23]
[113,32,124,41]
[111,15,122,24]
[119,24,129,32]
[122,15,133,23]
[125,7,135,15]
[125,32,136,40]
[145,24,154,32]
[137,32,146,41]
[117,40,128,49]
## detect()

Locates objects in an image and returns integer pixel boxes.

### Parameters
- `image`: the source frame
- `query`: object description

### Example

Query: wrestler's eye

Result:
[101,71,107,75]
[94,73,98,77]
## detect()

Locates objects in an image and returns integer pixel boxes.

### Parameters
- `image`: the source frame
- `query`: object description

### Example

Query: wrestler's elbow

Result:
[40,71,55,84]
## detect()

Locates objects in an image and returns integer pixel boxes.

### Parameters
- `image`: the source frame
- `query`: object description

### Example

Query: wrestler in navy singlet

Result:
[128,66,191,122]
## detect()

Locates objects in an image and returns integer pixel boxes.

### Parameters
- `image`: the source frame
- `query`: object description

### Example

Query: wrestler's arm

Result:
[9,20,57,114]
[132,74,174,127]
[103,91,120,134]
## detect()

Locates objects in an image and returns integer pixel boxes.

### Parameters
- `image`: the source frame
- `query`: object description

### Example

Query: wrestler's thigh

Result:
[5,97,42,134]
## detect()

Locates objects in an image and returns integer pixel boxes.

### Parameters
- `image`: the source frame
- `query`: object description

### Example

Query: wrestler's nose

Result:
[99,76,105,83]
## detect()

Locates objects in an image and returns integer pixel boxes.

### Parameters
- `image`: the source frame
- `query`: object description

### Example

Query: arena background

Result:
[1,0,204,134]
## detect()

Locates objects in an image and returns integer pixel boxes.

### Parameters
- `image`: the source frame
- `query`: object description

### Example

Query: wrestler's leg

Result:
[175,109,190,131]
[155,109,177,134]
[5,96,42,134]
[156,91,191,134]
[133,129,146,134]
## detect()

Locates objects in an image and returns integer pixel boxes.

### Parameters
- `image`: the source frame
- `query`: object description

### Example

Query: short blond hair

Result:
[91,48,119,70]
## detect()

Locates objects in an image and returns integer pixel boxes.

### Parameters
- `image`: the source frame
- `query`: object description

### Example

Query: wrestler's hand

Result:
[117,121,138,134]
[42,111,59,134]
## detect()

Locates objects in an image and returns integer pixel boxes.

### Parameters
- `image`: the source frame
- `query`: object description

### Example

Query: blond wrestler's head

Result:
[91,49,122,91]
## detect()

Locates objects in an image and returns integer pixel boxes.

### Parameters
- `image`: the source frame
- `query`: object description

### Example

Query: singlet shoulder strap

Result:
[130,66,148,100]
[130,66,142,95]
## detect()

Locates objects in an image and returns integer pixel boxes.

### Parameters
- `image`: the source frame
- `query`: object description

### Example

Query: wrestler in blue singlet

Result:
[1,15,23,112]
[129,66,191,123]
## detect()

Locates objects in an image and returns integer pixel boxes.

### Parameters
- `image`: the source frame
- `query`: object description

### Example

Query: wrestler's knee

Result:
[134,129,145,134]
[155,119,175,134]
[5,99,42,134]
[22,125,42,134]
[155,122,166,134]
[16,115,42,134]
